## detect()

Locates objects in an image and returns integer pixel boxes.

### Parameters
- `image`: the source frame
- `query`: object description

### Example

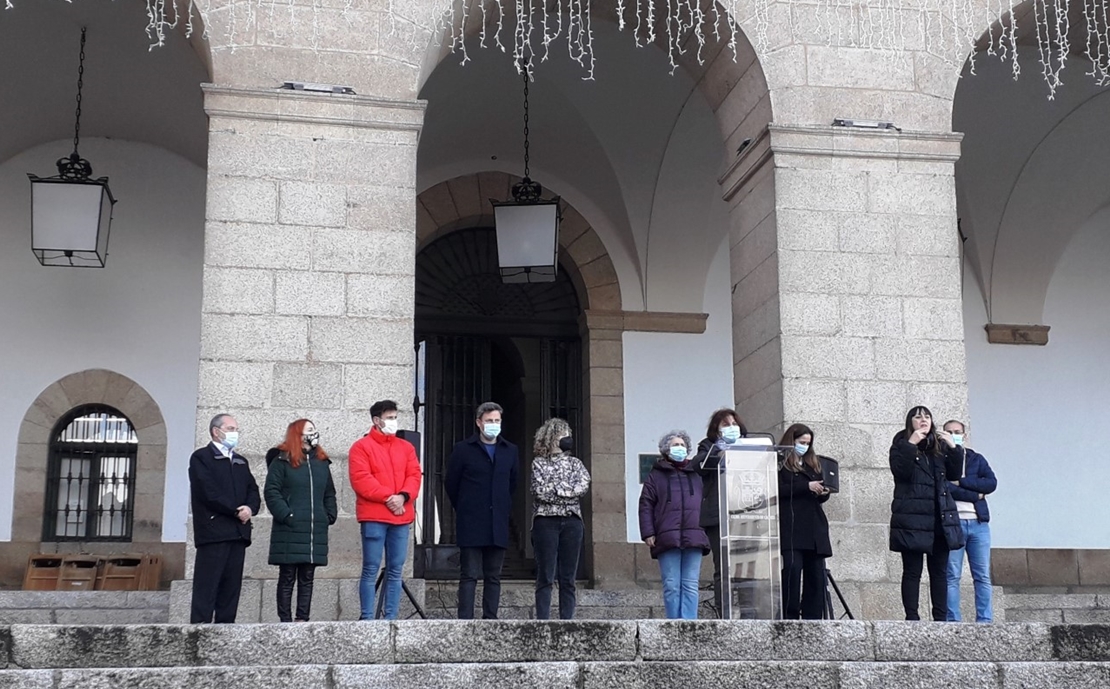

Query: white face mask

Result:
[221,431,239,449]
[380,419,399,436]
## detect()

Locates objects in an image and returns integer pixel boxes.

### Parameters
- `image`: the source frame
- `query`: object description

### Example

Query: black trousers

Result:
[901,539,950,621]
[705,524,723,618]
[191,540,247,624]
[532,516,584,620]
[781,549,827,620]
[458,546,506,619]
[276,563,317,622]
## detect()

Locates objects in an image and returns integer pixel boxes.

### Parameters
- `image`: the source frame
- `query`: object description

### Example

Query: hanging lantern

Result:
[493,59,561,284]
[28,28,116,268]
[493,180,560,284]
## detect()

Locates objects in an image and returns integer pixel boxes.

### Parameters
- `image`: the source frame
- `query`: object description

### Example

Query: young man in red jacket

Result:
[348,400,422,620]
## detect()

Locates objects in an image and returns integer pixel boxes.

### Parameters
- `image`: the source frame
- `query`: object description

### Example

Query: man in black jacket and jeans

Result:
[189,413,261,623]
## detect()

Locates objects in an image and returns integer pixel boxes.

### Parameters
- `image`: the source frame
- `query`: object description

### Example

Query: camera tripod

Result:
[823,569,855,620]
[372,569,428,620]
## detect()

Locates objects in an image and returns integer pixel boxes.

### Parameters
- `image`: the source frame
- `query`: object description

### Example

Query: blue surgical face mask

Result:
[951,434,964,446]
[483,423,501,439]
[669,446,688,462]
[720,425,741,443]
[794,443,810,457]
[222,431,239,450]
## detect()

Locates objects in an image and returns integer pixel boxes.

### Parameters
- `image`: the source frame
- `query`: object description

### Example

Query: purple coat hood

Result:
[638,459,711,559]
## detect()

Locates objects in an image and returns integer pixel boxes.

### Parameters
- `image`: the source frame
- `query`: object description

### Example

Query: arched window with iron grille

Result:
[43,404,138,542]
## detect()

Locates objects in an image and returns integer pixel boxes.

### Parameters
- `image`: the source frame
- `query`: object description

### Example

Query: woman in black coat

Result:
[889,405,965,621]
[777,423,833,620]
[264,419,338,622]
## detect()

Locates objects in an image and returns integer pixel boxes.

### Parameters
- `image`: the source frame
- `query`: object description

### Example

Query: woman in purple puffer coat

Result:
[638,429,712,619]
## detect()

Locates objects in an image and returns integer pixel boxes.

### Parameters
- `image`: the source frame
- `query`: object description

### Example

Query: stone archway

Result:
[3,370,171,587]
[417,172,623,311]
[952,3,1110,342]
[417,173,639,585]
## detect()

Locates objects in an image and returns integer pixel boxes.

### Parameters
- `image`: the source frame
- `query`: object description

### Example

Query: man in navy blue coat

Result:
[943,419,998,623]
[445,401,519,619]
[189,413,261,623]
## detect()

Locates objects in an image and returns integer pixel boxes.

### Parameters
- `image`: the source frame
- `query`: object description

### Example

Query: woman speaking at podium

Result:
[777,423,832,620]
[693,408,748,617]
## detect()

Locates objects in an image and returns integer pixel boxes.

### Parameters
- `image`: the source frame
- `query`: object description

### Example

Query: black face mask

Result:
[558,436,574,453]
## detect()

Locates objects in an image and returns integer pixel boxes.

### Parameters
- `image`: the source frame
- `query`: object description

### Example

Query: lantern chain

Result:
[522,60,530,181]
[74,27,86,155]
[56,27,93,182]
[510,56,542,204]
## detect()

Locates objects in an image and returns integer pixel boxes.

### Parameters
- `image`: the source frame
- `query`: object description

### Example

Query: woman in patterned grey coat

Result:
[530,417,591,619]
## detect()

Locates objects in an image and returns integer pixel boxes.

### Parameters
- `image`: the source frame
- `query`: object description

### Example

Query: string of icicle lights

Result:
[6,0,1108,98]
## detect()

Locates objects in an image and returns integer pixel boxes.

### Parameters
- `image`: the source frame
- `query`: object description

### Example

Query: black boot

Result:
[295,564,316,622]
[276,564,296,622]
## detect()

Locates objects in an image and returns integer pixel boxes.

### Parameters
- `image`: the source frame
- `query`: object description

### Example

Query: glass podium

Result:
[716,441,782,620]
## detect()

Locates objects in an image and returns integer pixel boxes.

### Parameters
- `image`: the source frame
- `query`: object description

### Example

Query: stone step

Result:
[2,661,1110,689]
[167,576,996,623]
[0,592,168,625]
[1003,591,1110,624]
[1006,593,1103,609]
[2,619,1103,667]
[168,578,705,622]
[3,620,1110,688]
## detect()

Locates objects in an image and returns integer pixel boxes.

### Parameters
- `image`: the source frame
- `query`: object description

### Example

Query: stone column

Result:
[183,86,424,620]
[723,124,967,619]
[579,312,634,588]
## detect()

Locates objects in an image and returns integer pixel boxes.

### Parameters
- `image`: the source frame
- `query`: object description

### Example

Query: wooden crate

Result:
[96,555,143,591]
[57,555,101,591]
[22,554,63,591]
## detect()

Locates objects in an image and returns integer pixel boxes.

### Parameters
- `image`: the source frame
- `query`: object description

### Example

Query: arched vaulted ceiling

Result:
[955,47,1110,328]
[417,17,761,313]
[0,0,209,168]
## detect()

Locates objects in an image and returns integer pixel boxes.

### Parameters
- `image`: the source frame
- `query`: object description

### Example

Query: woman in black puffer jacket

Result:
[889,405,965,621]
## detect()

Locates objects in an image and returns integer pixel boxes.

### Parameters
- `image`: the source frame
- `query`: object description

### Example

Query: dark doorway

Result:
[413,228,583,580]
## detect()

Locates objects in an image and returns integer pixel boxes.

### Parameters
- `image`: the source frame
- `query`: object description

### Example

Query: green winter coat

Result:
[264,448,338,566]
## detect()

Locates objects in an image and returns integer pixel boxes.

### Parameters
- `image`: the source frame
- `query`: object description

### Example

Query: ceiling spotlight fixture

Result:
[832,118,901,132]
[281,81,356,95]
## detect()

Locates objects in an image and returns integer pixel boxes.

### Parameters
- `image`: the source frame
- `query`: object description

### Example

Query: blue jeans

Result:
[359,522,409,620]
[946,519,992,622]
[658,548,703,619]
